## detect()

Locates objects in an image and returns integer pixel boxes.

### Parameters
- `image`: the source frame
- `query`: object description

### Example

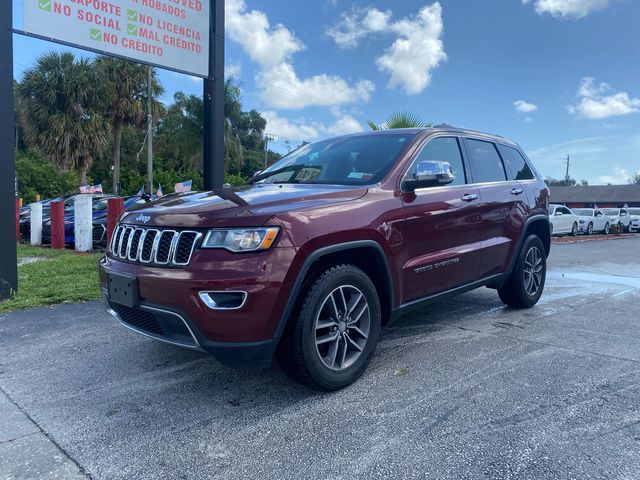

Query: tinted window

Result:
[498,145,534,181]
[254,134,414,186]
[466,139,507,183]
[407,137,466,186]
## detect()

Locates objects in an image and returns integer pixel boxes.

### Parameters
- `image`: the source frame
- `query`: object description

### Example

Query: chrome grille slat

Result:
[109,225,199,267]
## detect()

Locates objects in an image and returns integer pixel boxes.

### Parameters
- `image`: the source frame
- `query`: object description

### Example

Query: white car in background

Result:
[628,208,640,232]
[600,208,632,233]
[572,208,611,235]
[549,204,580,236]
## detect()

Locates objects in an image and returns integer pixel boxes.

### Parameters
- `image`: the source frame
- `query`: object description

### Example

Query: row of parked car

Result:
[548,204,640,236]
[19,194,152,248]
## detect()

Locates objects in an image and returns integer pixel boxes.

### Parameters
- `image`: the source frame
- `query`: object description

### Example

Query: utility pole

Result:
[264,133,278,169]
[146,66,153,195]
[203,0,225,190]
[0,0,17,299]
[564,155,571,186]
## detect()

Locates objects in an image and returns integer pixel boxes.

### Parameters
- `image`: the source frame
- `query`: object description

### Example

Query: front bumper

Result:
[99,246,299,370]
[104,294,277,369]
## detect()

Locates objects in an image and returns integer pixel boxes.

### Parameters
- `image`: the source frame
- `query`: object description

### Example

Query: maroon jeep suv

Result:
[100,127,550,390]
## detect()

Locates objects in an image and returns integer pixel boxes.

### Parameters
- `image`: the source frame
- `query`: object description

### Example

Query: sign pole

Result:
[203,0,225,190]
[0,0,18,300]
[146,66,154,196]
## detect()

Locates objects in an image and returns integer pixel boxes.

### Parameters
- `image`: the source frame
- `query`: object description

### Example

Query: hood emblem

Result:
[135,214,152,224]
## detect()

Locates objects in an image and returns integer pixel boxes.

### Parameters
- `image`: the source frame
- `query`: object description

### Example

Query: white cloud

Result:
[257,64,375,110]
[597,165,632,185]
[523,0,610,18]
[327,7,393,48]
[262,112,320,142]
[327,3,447,95]
[514,100,539,114]
[526,135,640,184]
[225,0,304,68]
[225,0,375,111]
[225,63,242,78]
[569,77,640,120]
[326,114,364,136]
[262,111,364,143]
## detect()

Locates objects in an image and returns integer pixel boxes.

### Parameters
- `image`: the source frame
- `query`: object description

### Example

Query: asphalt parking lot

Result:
[1,237,640,480]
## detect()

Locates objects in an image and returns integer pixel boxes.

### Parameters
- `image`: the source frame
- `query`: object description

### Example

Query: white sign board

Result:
[24,0,210,77]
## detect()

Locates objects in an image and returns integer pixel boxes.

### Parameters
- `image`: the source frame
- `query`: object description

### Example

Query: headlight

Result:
[202,227,280,252]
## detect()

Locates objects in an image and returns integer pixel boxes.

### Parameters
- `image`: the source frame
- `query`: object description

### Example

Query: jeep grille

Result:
[110,226,202,267]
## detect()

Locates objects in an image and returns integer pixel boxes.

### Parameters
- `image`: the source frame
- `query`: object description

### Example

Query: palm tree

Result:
[19,52,109,186]
[95,57,164,194]
[367,111,432,130]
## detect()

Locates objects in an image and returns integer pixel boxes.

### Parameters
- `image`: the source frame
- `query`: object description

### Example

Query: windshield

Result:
[628,208,640,215]
[572,209,593,216]
[253,134,415,186]
[601,209,619,216]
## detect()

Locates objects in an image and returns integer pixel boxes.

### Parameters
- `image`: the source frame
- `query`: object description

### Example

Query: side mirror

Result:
[403,161,454,192]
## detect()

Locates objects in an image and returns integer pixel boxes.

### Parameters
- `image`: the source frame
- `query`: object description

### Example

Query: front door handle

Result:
[461,194,478,202]
[510,188,524,196]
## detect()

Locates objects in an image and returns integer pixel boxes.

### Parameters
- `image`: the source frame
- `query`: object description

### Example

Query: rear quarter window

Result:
[497,145,535,181]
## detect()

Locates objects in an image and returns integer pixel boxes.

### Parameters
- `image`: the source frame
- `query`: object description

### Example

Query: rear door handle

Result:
[510,188,524,196]
[461,194,478,202]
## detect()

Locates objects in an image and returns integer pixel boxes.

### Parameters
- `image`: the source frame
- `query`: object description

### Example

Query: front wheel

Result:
[279,264,381,390]
[498,235,546,309]
[570,222,578,236]
[586,223,593,235]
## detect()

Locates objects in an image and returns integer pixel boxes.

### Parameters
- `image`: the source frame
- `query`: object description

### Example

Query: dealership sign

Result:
[23,0,210,77]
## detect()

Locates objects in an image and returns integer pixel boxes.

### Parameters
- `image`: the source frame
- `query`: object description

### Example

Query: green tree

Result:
[629,174,640,185]
[19,52,109,186]
[545,177,577,187]
[156,92,204,170]
[95,57,164,194]
[367,111,432,130]
[16,150,77,203]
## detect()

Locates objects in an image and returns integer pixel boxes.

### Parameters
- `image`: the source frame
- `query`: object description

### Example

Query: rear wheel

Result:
[604,223,610,235]
[570,222,578,236]
[279,264,381,390]
[498,235,546,309]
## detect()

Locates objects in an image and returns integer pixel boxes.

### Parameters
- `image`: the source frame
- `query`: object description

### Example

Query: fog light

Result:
[199,291,247,310]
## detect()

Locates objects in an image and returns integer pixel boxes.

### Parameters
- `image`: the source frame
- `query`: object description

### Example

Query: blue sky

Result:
[12,0,640,184]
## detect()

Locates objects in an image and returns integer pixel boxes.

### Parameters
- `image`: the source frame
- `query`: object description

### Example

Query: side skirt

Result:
[390,273,509,321]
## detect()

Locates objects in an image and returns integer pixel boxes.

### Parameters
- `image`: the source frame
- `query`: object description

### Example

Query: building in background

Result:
[549,185,640,208]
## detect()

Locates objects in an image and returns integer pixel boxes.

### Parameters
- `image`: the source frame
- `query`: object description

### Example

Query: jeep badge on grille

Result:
[135,214,151,224]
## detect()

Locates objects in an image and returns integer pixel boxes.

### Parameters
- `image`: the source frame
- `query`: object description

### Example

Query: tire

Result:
[498,235,546,309]
[570,222,578,236]
[279,264,381,390]
[604,223,610,235]
[586,223,593,235]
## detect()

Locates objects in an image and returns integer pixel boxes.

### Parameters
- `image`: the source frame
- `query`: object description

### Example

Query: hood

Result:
[121,184,368,228]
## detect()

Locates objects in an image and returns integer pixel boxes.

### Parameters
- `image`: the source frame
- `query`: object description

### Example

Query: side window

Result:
[466,139,507,183]
[497,144,534,181]
[561,207,571,215]
[406,137,466,186]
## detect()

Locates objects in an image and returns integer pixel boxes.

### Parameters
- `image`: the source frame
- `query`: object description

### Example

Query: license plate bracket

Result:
[108,273,139,308]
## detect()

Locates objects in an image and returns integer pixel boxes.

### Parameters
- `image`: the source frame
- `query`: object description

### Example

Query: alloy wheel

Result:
[314,285,370,371]
[523,246,543,296]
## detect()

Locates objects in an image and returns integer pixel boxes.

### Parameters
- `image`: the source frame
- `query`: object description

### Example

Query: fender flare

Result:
[272,240,394,341]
